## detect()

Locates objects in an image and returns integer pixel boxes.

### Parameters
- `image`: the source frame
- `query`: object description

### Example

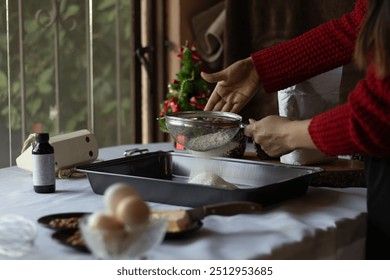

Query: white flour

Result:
[186,131,232,151]
[188,140,239,157]
[189,171,237,189]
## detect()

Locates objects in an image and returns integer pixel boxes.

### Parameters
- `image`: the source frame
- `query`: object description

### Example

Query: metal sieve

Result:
[165,111,246,152]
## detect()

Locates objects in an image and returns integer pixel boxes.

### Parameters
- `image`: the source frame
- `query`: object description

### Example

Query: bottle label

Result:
[32,154,56,186]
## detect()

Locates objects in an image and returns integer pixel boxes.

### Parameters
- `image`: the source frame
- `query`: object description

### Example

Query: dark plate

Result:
[38,212,90,230]
[52,221,203,253]
[41,212,203,252]
[51,229,90,253]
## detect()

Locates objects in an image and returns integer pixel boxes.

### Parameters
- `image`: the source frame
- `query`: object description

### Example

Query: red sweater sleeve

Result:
[309,68,390,157]
[251,0,390,157]
[251,0,367,93]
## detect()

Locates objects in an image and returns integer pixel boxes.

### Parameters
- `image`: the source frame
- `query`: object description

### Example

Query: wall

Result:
[166,0,222,83]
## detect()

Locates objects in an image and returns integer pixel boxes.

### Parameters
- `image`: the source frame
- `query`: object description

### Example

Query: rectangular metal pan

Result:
[76,151,323,207]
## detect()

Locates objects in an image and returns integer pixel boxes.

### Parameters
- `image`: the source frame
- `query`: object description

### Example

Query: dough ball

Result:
[104,182,139,213]
[88,211,124,230]
[115,196,150,227]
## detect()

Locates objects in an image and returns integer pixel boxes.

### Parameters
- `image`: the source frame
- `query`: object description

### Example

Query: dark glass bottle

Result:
[32,133,56,193]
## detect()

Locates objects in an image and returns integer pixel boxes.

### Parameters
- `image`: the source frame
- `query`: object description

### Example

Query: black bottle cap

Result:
[35,133,49,142]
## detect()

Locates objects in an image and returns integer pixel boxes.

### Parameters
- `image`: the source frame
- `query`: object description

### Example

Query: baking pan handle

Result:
[240,123,248,129]
[187,201,262,221]
[123,148,175,157]
[123,148,150,157]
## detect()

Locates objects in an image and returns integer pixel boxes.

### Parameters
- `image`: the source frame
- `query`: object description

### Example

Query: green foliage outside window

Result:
[0,0,132,151]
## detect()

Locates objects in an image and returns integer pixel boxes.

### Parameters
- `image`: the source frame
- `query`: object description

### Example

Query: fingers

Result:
[230,103,242,114]
[243,119,256,138]
[201,71,225,84]
[202,71,229,111]
[248,118,256,124]
[204,83,233,111]
[221,102,234,112]
[204,91,221,111]
[204,92,238,112]
[244,119,273,156]
[215,100,234,112]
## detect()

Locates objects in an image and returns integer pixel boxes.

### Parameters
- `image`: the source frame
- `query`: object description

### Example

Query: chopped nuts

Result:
[66,230,85,246]
[49,217,81,229]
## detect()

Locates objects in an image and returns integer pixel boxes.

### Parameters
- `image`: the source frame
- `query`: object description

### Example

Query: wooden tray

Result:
[243,152,365,187]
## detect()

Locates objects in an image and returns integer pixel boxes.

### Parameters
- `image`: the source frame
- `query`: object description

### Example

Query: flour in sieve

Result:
[189,171,237,189]
[186,131,232,151]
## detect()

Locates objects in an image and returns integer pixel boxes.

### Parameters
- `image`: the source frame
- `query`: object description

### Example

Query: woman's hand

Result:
[243,116,317,157]
[201,57,261,113]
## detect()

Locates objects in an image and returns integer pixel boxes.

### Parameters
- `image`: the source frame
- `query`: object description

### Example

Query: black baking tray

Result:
[76,151,323,207]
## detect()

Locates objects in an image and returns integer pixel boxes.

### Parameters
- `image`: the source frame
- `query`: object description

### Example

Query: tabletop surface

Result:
[0,143,367,260]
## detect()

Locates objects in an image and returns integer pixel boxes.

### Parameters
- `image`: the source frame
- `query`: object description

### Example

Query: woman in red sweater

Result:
[202,0,390,259]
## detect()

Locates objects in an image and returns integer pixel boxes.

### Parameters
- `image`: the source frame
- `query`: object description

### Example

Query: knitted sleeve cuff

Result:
[308,105,359,156]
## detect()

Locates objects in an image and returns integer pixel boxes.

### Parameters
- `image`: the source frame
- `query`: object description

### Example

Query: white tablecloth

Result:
[0,143,367,259]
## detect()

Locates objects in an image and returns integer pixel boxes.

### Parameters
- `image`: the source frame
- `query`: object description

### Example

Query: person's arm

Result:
[252,0,367,93]
[203,0,367,113]
[308,66,390,157]
[244,117,316,157]
[245,66,390,158]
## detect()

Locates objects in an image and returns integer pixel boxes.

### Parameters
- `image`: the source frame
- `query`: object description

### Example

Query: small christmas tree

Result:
[159,42,210,132]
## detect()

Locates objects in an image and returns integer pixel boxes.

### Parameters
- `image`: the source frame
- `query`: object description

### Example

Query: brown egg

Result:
[115,196,150,227]
[88,211,124,230]
[104,182,139,214]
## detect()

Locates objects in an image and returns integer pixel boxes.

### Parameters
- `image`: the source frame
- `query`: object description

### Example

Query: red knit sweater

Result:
[251,0,390,157]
